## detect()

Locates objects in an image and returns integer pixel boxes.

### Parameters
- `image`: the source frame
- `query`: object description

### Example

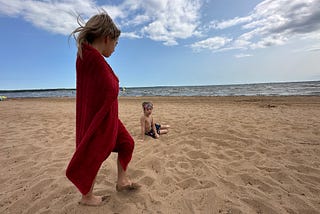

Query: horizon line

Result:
[0,80,319,92]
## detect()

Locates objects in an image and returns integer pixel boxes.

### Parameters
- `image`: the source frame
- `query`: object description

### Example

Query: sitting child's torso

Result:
[144,115,153,132]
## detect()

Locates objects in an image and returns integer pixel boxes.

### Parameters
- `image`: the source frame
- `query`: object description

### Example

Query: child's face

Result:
[144,107,153,116]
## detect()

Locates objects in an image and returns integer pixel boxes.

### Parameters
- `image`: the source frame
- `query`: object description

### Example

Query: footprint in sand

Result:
[186,151,210,160]
[139,176,155,187]
[177,178,199,190]
[239,174,274,194]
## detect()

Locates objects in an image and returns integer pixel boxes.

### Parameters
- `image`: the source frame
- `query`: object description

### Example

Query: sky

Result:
[0,0,319,90]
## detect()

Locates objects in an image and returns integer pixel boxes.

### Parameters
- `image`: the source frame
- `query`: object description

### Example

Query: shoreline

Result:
[5,94,320,99]
[4,95,320,106]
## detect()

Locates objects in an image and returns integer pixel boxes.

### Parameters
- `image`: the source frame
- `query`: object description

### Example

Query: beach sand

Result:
[0,96,320,214]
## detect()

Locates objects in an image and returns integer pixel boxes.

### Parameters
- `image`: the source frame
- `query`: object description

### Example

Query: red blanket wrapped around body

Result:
[66,44,132,195]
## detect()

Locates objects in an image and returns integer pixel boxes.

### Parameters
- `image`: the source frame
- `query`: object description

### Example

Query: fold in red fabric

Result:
[66,44,134,195]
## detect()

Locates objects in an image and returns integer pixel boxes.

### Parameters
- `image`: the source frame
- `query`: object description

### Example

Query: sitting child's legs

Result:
[158,124,169,135]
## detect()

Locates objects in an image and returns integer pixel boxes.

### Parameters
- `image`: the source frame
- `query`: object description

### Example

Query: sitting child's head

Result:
[142,101,153,115]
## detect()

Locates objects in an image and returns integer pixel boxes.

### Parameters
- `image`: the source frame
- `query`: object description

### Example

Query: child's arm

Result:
[151,117,160,139]
[140,116,145,140]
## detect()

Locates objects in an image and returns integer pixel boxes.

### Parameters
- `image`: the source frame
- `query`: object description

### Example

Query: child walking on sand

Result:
[140,101,170,140]
[66,12,140,206]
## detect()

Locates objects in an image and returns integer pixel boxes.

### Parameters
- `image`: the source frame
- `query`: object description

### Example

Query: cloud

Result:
[234,53,253,58]
[1,0,319,51]
[0,0,202,46]
[250,35,288,49]
[293,45,320,53]
[123,0,202,45]
[308,47,320,52]
[190,37,232,52]
[211,16,253,30]
[0,0,104,35]
[121,32,142,39]
[193,0,320,52]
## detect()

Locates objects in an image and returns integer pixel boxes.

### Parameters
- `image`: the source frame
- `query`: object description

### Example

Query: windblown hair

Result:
[70,12,121,58]
[142,102,153,111]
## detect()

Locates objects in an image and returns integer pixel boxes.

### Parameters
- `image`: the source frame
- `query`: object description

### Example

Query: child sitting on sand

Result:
[140,101,170,140]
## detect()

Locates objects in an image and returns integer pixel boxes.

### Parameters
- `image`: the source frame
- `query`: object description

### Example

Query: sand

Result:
[0,96,320,214]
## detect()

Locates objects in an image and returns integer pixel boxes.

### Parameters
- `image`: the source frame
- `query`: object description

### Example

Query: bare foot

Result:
[79,194,109,206]
[117,177,132,187]
[116,182,141,192]
[116,159,140,192]
[117,176,141,192]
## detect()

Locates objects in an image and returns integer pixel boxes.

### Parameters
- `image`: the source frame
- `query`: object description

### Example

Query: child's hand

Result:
[155,133,160,139]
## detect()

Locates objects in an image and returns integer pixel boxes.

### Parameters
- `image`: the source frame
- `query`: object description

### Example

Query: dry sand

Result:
[0,96,320,214]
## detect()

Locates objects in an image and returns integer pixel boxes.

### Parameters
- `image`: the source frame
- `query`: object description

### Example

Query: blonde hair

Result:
[71,12,121,58]
[142,101,153,111]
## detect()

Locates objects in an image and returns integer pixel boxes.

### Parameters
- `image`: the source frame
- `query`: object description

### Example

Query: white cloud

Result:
[1,0,319,51]
[211,16,253,30]
[122,14,150,27]
[0,0,23,16]
[308,47,320,52]
[293,45,320,53]
[0,0,106,35]
[0,0,202,46]
[121,32,142,39]
[234,53,252,58]
[127,0,202,45]
[250,35,288,49]
[193,0,320,52]
[190,37,232,52]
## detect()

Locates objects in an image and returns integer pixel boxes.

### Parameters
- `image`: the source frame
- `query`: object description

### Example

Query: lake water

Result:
[1,81,319,98]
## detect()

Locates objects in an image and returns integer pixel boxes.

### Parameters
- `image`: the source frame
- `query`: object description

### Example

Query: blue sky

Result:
[0,0,319,90]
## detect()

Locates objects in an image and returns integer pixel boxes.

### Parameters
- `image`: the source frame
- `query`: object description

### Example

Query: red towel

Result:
[66,44,133,195]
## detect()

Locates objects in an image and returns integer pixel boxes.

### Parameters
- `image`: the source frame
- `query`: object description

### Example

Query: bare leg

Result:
[117,158,131,186]
[159,129,168,134]
[160,125,170,135]
[116,158,141,191]
[161,125,170,129]
[80,177,104,206]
